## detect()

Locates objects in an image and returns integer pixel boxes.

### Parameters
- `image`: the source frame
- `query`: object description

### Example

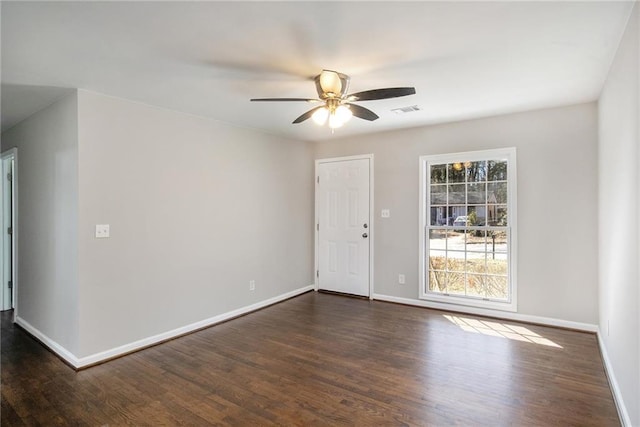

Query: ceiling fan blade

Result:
[347,87,416,101]
[293,106,324,124]
[250,98,320,102]
[346,103,379,121]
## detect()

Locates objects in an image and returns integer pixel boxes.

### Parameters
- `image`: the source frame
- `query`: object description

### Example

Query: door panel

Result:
[317,158,370,296]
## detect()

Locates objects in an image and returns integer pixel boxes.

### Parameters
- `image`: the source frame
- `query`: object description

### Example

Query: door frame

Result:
[1,148,18,317]
[314,154,374,299]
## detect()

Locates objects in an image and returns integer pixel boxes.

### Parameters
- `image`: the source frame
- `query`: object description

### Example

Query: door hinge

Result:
[316,223,319,231]
[317,176,319,184]
[8,281,12,289]
[6,173,12,182]
[7,227,12,235]
[316,270,319,278]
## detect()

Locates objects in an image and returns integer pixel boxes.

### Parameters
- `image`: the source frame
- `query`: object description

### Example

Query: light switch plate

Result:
[95,224,110,238]
[381,209,390,218]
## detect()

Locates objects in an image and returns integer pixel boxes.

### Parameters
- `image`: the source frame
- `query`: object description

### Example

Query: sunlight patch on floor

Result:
[443,315,563,348]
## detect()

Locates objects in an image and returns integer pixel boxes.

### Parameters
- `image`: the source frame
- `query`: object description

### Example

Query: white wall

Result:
[598,3,639,425]
[76,90,314,357]
[315,103,599,325]
[1,92,80,354]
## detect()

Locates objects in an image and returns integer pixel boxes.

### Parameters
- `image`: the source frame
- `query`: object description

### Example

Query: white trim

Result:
[17,285,314,369]
[15,316,79,365]
[314,154,374,298]
[418,147,518,313]
[597,330,632,427]
[372,293,598,332]
[1,148,18,318]
[417,284,518,313]
[418,154,427,303]
[0,154,3,313]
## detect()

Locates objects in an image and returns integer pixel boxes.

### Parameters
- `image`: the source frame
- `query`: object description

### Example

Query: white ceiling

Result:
[1,1,634,141]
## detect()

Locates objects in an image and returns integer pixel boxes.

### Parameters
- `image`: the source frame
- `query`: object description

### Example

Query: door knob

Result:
[363,223,368,228]
[362,233,368,238]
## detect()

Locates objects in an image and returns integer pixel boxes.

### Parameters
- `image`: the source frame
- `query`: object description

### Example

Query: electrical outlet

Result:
[381,209,390,218]
[398,274,405,285]
[95,224,110,238]
[249,280,256,291]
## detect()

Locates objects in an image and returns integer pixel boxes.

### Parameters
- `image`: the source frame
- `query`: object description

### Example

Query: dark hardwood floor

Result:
[1,291,619,426]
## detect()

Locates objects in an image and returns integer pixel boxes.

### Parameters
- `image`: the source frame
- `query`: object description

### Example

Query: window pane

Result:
[488,160,507,181]
[487,205,508,226]
[430,185,447,206]
[448,184,465,204]
[465,206,486,226]
[496,205,507,225]
[467,183,486,204]
[478,206,488,226]
[466,274,485,297]
[448,206,466,223]
[466,253,486,274]
[446,272,465,295]
[487,256,508,276]
[487,182,507,204]
[466,161,487,182]
[487,205,498,225]
[466,230,486,252]
[430,206,447,226]
[448,163,466,183]
[486,275,508,299]
[429,250,447,271]
[429,229,447,250]
[446,252,465,272]
[430,164,447,184]
[446,230,465,252]
[450,210,467,231]
[429,270,446,292]
[487,231,508,253]
[443,207,454,226]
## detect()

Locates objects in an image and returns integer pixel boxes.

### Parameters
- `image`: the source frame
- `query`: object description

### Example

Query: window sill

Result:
[419,292,517,313]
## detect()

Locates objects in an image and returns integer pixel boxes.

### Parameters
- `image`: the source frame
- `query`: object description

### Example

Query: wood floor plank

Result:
[1,292,620,426]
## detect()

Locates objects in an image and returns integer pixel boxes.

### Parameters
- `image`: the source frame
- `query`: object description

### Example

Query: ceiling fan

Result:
[250,70,416,129]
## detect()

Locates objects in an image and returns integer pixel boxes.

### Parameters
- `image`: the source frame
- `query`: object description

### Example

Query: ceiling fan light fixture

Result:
[312,107,329,125]
[328,113,345,129]
[251,69,415,129]
[335,105,353,124]
[316,70,350,99]
[319,70,342,95]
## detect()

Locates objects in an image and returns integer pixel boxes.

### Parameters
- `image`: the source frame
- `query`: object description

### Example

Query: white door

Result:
[317,158,371,297]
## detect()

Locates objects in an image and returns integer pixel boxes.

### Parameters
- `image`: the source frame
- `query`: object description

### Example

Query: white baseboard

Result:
[14,316,80,366]
[597,330,632,426]
[17,285,315,369]
[372,293,598,332]
[18,286,628,425]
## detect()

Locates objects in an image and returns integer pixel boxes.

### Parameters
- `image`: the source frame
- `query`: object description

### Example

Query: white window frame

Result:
[419,148,517,312]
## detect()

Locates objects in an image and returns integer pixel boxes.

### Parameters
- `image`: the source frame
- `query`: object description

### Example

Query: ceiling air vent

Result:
[391,105,421,114]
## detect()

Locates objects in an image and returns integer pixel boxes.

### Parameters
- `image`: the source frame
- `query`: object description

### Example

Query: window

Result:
[419,148,517,312]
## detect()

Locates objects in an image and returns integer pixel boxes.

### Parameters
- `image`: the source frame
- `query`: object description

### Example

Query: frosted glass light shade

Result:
[334,105,352,123]
[312,107,329,125]
[319,71,342,95]
[329,113,345,129]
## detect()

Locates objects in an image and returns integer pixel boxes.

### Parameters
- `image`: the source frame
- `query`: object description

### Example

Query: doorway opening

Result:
[1,148,17,313]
